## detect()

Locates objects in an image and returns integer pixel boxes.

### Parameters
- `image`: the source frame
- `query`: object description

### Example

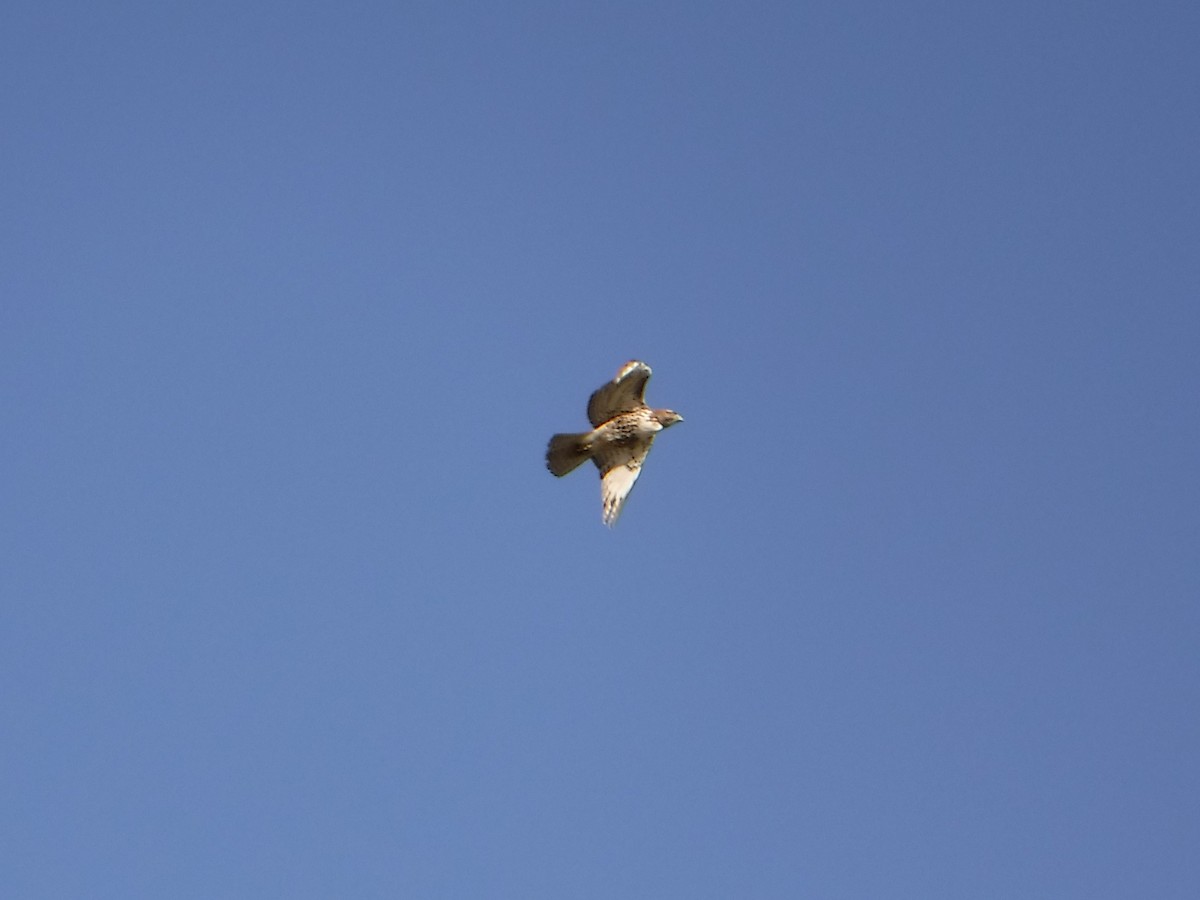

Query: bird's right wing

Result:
[587,361,651,427]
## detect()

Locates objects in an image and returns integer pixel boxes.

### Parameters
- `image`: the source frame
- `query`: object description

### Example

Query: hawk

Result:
[546,360,683,526]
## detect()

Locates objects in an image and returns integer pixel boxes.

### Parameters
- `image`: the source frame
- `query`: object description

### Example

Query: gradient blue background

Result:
[4,2,1198,897]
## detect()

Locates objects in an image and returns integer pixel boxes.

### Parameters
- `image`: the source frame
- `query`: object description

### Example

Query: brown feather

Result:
[545,432,592,477]
[546,361,682,525]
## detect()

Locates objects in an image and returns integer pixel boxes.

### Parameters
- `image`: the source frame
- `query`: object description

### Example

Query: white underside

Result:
[600,463,643,526]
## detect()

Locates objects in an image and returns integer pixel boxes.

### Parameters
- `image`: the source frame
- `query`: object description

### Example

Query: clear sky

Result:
[3,1,1198,897]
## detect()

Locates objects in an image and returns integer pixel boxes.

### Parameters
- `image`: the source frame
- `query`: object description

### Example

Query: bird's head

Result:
[653,409,684,428]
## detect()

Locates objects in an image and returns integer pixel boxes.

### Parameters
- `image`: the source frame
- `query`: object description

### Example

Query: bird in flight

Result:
[546,360,683,526]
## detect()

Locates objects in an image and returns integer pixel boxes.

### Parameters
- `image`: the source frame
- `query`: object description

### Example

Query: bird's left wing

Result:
[596,441,652,526]
[587,360,651,427]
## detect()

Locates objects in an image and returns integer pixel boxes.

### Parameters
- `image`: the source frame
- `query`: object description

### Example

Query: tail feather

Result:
[546,432,592,476]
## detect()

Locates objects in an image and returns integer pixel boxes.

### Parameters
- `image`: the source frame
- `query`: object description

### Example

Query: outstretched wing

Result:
[587,360,651,427]
[594,438,653,526]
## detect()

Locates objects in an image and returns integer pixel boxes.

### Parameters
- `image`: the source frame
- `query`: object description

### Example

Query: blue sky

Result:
[3,1,1198,897]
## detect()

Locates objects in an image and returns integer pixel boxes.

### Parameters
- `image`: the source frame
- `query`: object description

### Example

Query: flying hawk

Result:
[546,360,683,526]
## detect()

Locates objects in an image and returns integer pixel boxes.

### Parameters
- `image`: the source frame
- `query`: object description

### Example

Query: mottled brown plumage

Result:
[546,361,683,526]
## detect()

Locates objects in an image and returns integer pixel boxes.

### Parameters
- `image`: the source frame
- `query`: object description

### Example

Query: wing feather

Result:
[595,439,652,527]
[587,360,651,427]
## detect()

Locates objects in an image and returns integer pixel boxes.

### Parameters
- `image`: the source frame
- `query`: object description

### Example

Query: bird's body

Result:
[546,361,683,526]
